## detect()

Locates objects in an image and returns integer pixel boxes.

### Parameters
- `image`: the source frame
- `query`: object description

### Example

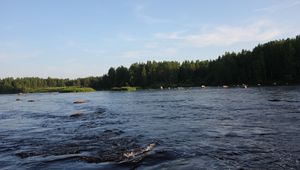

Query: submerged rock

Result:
[79,156,102,163]
[16,98,21,101]
[70,112,83,118]
[77,143,156,164]
[16,151,39,158]
[73,100,87,104]
[27,100,35,102]
[123,143,155,158]
[13,127,159,168]
[95,108,105,114]
[120,143,156,163]
[224,132,240,138]
[268,99,281,102]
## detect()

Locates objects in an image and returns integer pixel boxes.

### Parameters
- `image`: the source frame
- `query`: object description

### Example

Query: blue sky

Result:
[0,0,300,78]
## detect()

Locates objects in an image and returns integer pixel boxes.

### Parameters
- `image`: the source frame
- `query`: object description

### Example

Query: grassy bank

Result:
[26,87,96,93]
[111,86,137,91]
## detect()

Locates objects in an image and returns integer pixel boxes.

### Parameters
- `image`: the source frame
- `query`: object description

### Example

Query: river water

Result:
[0,86,300,169]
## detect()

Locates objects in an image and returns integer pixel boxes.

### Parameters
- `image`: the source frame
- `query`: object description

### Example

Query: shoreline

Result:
[2,84,299,95]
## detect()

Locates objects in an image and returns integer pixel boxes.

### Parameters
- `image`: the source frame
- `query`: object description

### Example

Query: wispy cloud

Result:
[137,14,171,24]
[154,30,187,40]
[0,41,20,49]
[133,4,171,24]
[81,48,106,55]
[119,33,138,42]
[119,48,177,59]
[154,20,282,47]
[144,42,158,49]
[0,50,42,63]
[43,64,100,78]
[63,40,106,57]
[255,0,300,12]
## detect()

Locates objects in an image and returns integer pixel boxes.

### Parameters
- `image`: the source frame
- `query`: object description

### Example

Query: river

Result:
[0,86,300,169]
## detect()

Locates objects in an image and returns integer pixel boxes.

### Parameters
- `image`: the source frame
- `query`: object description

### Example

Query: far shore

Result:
[1,84,298,95]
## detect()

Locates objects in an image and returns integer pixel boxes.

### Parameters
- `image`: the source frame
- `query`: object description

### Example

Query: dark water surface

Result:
[1,87,300,169]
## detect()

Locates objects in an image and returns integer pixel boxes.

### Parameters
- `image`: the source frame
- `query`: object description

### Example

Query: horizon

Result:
[1,0,300,78]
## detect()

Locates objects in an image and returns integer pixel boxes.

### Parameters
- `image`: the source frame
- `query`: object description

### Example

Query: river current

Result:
[0,86,300,169]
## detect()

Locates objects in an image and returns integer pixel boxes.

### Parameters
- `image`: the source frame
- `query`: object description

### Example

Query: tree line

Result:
[1,35,300,93]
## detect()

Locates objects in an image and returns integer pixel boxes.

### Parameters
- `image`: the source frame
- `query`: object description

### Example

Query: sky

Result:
[0,0,300,78]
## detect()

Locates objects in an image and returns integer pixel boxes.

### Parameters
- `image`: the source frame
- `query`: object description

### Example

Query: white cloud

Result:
[154,20,282,47]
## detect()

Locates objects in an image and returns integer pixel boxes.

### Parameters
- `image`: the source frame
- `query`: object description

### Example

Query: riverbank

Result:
[26,87,96,93]
[111,86,138,91]
[1,84,300,94]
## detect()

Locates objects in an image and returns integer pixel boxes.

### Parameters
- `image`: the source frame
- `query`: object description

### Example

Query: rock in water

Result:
[70,112,83,118]
[268,99,281,102]
[121,143,156,163]
[73,100,87,104]
[95,108,105,114]
[27,100,35,102]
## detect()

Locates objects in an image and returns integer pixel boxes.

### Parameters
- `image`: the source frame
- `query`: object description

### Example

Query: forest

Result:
[1,35,300,94]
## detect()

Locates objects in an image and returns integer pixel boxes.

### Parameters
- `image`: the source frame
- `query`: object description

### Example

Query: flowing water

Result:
[1,86,300,169]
